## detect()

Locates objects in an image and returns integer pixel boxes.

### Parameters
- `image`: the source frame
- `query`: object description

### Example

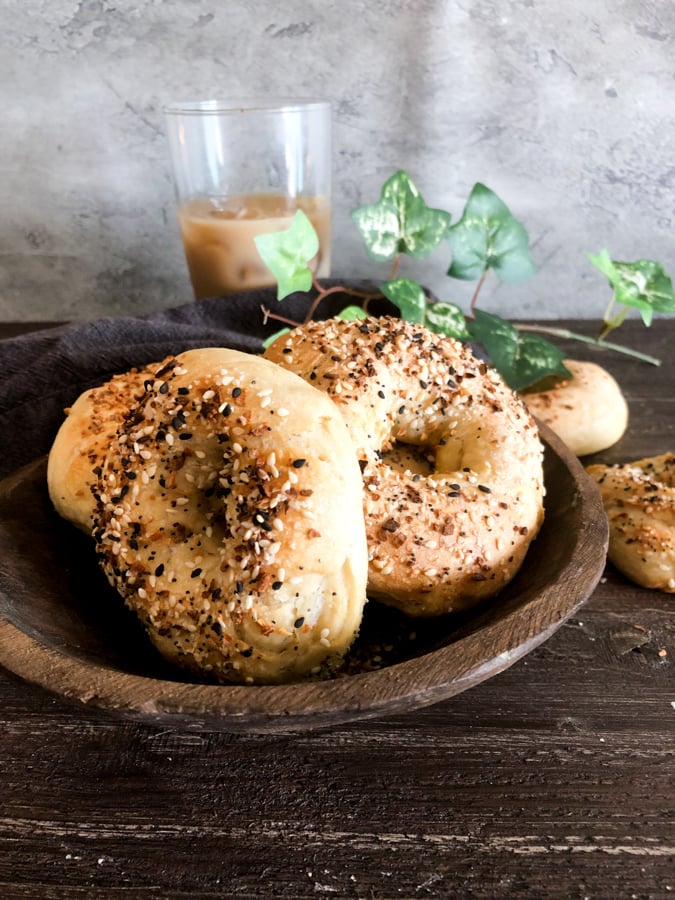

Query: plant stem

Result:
[303,278,383,323]
[469,271,488,312]
[597,304,628,341]
[515,323,661,366]
[260,305,304,328]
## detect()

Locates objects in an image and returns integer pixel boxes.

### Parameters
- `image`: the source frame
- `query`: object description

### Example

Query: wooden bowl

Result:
[0,424,608,733]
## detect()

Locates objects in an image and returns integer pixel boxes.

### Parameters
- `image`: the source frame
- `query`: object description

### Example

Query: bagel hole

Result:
[382,442,434,477]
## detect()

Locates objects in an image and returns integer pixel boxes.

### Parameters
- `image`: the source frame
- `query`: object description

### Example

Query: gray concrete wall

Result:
[1,0,673,321]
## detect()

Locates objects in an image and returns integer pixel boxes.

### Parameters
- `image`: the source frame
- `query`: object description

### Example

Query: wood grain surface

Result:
[1,319,673,899]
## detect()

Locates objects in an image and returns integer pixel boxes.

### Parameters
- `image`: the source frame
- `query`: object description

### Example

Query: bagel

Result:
[521,360,628,456]
[264,316,545,616]
[47,362,162,531]
[586,452,675,593]
[89,347,369,684]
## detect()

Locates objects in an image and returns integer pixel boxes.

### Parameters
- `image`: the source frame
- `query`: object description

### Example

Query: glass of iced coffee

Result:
[164,99,332,299]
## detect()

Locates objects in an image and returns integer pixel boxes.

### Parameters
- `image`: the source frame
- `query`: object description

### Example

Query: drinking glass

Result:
[164,99,332,299]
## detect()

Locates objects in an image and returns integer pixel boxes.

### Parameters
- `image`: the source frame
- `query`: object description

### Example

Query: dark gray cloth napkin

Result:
[0,282,395,478]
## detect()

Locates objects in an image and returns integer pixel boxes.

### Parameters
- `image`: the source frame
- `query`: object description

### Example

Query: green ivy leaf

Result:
[254,210,318,300]
[350,201,400,261]
[587,248,616,283]
[468,308,570,391]
[447,183,536,284]
[352,170,452,261]
[337,304,367,320]
[380,278,428,323]
[424,301,471,340]
[588,250,675,327]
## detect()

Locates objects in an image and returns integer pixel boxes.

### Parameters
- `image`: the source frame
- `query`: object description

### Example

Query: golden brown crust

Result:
[522,360,628,456]
[265,316,545,616]
[83,349,368,684]
[587,452,675,593]
[47,362,163,531]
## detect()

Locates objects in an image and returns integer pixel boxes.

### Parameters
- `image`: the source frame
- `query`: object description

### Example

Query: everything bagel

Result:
[48,362,159,532]
[90,347,369,684]
[265,316,545,616]
[521,359,628,456]
[587,452,675,593]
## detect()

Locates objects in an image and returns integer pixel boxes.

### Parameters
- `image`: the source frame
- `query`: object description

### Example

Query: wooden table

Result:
[1,319,673,899]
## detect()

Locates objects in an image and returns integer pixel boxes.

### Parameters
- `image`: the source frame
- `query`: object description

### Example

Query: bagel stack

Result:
[48,317,550,680]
